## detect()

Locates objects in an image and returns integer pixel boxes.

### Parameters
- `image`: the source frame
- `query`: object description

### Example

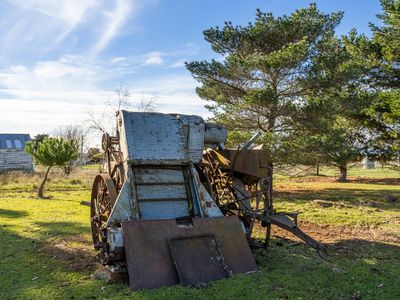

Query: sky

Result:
[0,0,383,141]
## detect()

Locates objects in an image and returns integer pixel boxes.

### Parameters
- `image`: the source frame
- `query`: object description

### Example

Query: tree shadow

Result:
[329,238,400,259]
[0,222,102,299]
[0,208,29,218]
[40,240,98,272]
[2,219,96,269]
[34,221,90,237]
[285,176,400,185]
[31,221,97,271]
[347,177,400,185]
[275,188,400,211]
[2,217,400,299]
[253,237,400,299]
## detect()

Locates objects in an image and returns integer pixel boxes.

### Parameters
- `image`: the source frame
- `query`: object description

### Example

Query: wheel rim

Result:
[90,174,117,248]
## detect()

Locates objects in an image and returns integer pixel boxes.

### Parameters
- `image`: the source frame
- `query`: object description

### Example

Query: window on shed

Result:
[6,139,12,148]
[14,139,22,148]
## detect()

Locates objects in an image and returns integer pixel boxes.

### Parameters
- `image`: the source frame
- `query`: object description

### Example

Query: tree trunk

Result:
[38,166,52,198]
[316,163,320,176]
[338,166,347,182]
[266,161,273,209]
[63,165,72,175]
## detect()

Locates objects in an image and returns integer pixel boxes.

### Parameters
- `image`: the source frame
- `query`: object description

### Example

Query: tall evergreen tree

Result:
[370,0,400,88]
[358,0,400,166]
[186,4,343,180]
[301,33,373,181]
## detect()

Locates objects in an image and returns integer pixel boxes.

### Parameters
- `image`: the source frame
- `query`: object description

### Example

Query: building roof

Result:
[0,133,31,149]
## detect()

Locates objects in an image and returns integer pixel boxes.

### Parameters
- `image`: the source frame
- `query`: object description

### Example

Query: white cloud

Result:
[8,0,97,26]
[0,56,103,95]
[91,0,135,55]
[110,56,127,64]
[142,52,164,66]
[168,60,186,68]
[33,61,93,79]
[130,74,197,94]
[1,0,136,56]
[2,0,97,53]
[0,1,212,143]
[0,54,210,137]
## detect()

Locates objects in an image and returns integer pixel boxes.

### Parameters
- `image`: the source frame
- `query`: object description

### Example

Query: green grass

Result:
[273,168,400,235]
[1,167,400,299]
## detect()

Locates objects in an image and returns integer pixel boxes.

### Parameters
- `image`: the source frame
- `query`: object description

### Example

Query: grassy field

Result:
[1,166,399,299]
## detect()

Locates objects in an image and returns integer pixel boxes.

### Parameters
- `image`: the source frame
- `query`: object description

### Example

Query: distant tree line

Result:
[187,0,400,181]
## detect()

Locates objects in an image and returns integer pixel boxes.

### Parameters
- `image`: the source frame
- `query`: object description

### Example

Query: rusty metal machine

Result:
[91,111,325,290]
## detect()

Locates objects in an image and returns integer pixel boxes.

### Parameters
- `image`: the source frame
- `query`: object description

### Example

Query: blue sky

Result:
[0,0,383,138]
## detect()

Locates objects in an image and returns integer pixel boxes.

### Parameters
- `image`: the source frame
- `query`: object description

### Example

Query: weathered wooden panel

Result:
[133,166,191,219]
[0,149,33,172]
[136,185,187,200]
[120,111,205,164]
[107,178,134,225]
[134,168,184,184]
[122,111,187,162]
[139,201,189,219]
[185,117,205,162]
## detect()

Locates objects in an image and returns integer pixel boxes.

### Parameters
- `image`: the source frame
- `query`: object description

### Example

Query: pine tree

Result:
[25,137,79,198]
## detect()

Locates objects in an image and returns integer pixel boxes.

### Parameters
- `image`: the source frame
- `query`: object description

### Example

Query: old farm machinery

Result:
[91,111,325,290]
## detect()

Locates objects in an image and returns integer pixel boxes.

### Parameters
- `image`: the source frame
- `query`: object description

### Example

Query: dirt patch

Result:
[287,176,400,185]
[348,177,400,186]
[39,222,399,272]
[40,237,99,272]
[289,176,338,183]
[330,239,400,260]
[255,221,400,245]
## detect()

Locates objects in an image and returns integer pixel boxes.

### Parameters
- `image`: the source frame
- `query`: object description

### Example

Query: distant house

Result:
[0,134,34,172]
[362,156,376,169]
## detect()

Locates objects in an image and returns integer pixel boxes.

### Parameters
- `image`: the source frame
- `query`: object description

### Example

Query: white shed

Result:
[0,134,34,172]
[362,156,376,169]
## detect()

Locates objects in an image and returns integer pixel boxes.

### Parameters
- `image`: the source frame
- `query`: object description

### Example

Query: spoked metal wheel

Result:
[91,174,117,250]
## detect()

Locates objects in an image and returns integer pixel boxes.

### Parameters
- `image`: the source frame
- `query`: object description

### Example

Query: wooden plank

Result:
[120,111,205,164]
[122,112,187,162]
[139,201,189,219]
[136,184,187,200]
[138,197,188,202]
[0,149,33,171]
[134,168,184,184]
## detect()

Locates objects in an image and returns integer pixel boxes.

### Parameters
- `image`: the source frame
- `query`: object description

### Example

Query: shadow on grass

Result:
[1,218,97,276]
[2,216,400,300]
[40,240,97,272]
[34,221,90,236]
[0,222,104,299]
[330,239,400,260]
[284,176,400,185]
[254,237,400,299]
[347,177,400,186]
[0,208,29,218]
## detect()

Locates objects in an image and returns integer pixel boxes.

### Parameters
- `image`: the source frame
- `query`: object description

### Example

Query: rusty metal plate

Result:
[169,235,227,286]
[220,149,269,181]
[121,216,257,290]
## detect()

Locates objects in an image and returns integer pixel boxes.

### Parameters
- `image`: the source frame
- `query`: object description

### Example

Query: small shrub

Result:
[70,179,82,185]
